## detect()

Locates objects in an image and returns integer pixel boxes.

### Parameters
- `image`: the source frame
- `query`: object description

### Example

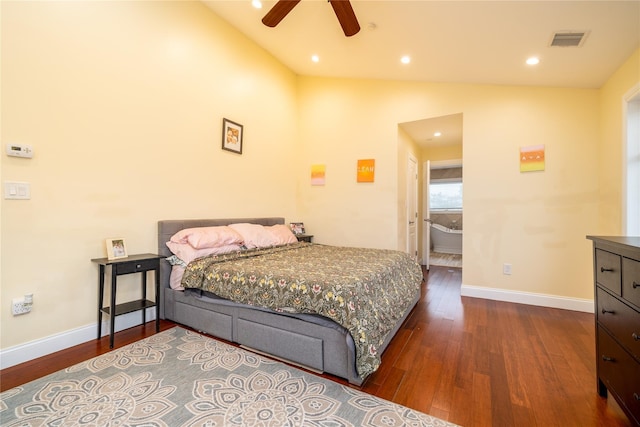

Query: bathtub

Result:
[430,223,462,254]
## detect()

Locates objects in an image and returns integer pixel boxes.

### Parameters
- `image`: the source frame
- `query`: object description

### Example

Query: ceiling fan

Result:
[262,0,360,37]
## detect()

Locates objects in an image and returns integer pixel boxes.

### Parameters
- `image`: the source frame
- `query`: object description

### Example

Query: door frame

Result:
[407,154,418,261]
[623,83,640,235]
[422,161,431,267]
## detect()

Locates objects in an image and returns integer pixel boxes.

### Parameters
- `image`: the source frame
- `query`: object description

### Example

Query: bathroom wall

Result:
[431,167,462,180]
[431,213,462,229]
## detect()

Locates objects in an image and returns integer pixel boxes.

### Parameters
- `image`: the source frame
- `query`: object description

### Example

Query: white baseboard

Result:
[0,308,156,370]
[0,288,593,370]
[460,283,594,313]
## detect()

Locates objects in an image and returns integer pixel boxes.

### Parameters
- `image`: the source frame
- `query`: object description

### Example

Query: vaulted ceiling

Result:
[203,1,639,147]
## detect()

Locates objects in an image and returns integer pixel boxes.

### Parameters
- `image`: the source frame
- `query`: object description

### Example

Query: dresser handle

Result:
[602,355,614,362]
[600,267,614,273]
[635,393,640,401]
[601,308,615,315]
[633,281,639,289]
[136,264,141,268]
[633,332,640,341]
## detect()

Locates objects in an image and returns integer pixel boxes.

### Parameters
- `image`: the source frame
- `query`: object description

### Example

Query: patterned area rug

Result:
[0,327,457,426]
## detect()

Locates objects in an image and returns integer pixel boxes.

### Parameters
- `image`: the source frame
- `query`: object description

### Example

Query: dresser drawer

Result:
[597,287,640,362]
[623,257,640,310]
[597,327,640,425]
[596,249,622,295]
[115,258,159,275]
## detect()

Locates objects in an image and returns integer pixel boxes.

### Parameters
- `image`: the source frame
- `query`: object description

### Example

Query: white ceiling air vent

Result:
[550,31,589,47]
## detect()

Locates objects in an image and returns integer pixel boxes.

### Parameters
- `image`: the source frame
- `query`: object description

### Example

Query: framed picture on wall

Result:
[222,118,243,154]
[106,238,128,260]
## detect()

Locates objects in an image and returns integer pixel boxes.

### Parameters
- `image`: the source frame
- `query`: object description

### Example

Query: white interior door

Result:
[407,155,418,261]
[422,161,431,268]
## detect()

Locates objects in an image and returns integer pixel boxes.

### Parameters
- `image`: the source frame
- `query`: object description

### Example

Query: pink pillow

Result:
[166,241,242,264]
[228,223,278,249]
[268,224,298,245]
[170,265,186,290]
[169,226,244,249]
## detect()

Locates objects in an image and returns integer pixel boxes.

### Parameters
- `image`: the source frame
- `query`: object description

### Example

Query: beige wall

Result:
[1,1,636,359]
[297,77,601,301]
[1,1,299,349]
[598,48,640,234]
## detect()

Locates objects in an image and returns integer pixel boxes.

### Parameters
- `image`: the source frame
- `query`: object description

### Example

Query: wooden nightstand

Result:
[91,253,162,348]
[296,234,313,243]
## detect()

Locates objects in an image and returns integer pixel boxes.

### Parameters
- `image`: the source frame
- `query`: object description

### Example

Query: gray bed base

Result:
[158,217,420,386]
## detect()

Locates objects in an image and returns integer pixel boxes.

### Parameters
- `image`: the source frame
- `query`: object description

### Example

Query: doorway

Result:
[426,160,463,269]
[399,113,463,269]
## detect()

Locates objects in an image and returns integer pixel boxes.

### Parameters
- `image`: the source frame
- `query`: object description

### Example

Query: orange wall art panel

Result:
[357,159,375,182]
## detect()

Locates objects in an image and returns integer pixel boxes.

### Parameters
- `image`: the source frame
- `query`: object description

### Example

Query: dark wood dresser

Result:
[587,236,640,426]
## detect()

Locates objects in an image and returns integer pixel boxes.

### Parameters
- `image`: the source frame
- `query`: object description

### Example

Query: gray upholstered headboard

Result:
[157,217,285,290]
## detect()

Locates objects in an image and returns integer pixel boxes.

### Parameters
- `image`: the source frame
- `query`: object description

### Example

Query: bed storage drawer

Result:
[175,302,233,342]
[237,318,324,371]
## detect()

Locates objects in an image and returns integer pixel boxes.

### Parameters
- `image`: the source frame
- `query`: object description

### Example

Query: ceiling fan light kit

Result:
[262,0,360,37]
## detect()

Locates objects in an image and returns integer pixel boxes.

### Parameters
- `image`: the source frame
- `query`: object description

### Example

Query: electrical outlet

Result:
[503,263,512,275]
[12,298,32,315]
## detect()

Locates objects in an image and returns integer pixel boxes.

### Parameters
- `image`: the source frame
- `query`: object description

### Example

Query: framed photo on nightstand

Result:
[106,238,128,260]
[289,222,305,235]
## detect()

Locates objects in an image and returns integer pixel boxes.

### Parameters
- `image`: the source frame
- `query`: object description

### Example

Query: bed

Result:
[158,217,422,386]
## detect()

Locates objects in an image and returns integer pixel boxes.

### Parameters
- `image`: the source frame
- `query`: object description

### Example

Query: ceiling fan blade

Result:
[262,0,301,27]
[329,0,360,37]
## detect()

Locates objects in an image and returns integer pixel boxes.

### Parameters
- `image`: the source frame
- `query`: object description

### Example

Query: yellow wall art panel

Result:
[311,164,326,186]
[520,145,545,172]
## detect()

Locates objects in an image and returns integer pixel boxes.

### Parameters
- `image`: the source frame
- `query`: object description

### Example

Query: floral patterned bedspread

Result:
[181,242,423,379]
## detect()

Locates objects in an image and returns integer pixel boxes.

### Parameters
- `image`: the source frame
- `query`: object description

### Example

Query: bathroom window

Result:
[430,181,463,211]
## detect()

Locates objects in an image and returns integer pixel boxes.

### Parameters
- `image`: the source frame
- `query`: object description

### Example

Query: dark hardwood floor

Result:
[0,266,632,426]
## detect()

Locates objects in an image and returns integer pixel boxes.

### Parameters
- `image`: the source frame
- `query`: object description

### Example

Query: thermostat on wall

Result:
[6,143,33,158]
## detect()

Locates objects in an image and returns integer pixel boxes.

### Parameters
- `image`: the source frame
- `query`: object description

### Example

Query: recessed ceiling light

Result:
[252,0,262,9]
[434,132,442,137]
[401,56,411,64]
[311,55,319,63]
[526,57,540,65]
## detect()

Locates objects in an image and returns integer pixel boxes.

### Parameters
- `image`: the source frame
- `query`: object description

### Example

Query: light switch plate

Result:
[4,181,30,199]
